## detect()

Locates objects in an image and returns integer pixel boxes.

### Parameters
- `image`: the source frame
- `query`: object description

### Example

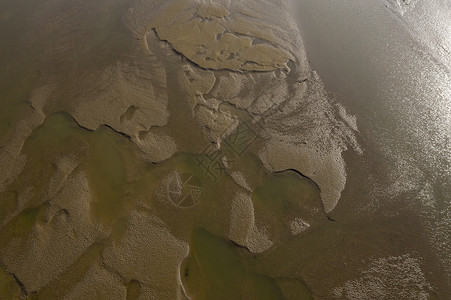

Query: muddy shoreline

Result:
[0,0,448,298]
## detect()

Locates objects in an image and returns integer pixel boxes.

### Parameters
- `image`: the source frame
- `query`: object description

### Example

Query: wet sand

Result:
[0,0,449,299]
[291,0,451,296]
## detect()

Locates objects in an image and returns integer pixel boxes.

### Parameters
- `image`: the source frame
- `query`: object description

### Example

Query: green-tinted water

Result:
[182,228,284,300]
[0,265,22,300]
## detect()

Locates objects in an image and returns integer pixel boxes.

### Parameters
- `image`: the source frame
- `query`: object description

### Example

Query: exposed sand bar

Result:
[5,0,448,298]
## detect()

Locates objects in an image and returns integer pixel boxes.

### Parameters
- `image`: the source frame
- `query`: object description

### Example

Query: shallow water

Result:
[181,228,288,300]
[0,0,449,298]
[291,0,451,292]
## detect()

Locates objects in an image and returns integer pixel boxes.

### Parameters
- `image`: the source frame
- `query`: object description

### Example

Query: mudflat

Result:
[0,0,448,299]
